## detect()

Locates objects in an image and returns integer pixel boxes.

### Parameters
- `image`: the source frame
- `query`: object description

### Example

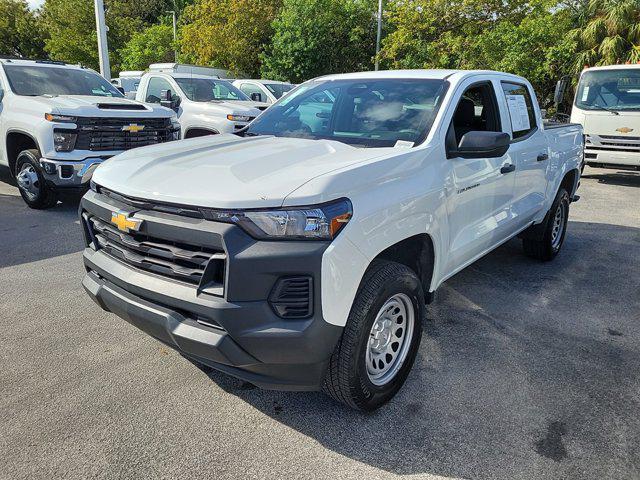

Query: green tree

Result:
[179,0,282,77]
[261,0,377,82]
[120,24,175,70]
[40,0,174,75]
[570,0,640,70]
[0,0,46,58]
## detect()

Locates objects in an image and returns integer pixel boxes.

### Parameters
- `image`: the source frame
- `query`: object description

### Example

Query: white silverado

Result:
[0,59,179,209]
[81,70,583,410]
[135,72,266,138]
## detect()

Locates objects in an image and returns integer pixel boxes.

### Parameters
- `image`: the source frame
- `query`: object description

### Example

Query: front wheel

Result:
[323,260,424,411]
[15,149,57,209]
[523,187,570,261]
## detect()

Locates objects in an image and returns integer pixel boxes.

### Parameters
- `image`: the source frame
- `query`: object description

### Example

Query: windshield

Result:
[4,65,123,97]
[174,78,249,102]
[244,79,448,147]
[265,83,294,99]
[575,69,640,111]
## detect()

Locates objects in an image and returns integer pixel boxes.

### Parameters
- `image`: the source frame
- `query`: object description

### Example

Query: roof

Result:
[234,79,293,85]
[316,69,521,82]
[582,64,640,72]
[145,71,231,81]
[0,58,86,70]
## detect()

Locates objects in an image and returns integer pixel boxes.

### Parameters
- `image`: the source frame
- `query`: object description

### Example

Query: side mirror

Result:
[250,92,262,102]
[554,76,569,107]
[160,89,181,111]
[453,131,511,159]
[0,88,4,103]
[116,86,125,95]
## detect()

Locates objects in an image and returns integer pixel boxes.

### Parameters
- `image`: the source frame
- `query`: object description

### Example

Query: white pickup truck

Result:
[135,71,267,138]
[0,59,179,209]
[81,69,583,410]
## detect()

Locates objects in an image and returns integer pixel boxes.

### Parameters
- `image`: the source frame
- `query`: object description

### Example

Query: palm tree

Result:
[569,0,640,71]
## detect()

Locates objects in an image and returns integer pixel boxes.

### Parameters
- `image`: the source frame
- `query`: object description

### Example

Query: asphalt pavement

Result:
[1,166,639,480]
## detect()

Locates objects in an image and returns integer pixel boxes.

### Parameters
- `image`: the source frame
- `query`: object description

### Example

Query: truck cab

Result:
[232,79,295,104]
[0,58,179,209]
[136,69,267,139]
[571,64,640,170]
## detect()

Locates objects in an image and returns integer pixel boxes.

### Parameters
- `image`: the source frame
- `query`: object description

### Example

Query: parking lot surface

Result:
[1,166,639,480]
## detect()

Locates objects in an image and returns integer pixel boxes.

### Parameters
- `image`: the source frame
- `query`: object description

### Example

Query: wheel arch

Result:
[6,130,40,175]
[371,233,436,302]
[560,168,579,198]
[184,127,219,139]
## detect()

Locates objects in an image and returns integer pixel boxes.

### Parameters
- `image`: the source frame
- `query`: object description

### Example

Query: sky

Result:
[28,0,44,10]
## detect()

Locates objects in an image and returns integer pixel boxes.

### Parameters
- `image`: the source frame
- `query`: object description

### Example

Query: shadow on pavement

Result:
[581,169,640,187]
[195,220,640,479]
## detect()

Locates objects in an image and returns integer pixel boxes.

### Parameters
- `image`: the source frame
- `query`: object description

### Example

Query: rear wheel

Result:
[15,149,57,209]
[323,260,424,411]
[523,187,570,261]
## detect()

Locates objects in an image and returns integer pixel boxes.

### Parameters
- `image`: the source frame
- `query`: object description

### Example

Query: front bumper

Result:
[584,134,640,170]
[40,156,107,188]
[79,190,343,390]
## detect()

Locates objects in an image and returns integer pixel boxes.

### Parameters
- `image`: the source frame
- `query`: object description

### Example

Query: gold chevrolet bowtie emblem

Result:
[110,212,142,233]
[616,127,634,134]
[122,123,144,133]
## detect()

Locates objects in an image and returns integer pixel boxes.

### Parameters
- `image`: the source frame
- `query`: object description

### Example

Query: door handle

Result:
[537,153,549,162]
[500,164,516,174]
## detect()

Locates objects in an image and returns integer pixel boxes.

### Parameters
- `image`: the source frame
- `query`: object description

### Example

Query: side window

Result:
[240,83,265,102]
[146,77,173,103]
[448,82,501,146]
[501,82,537,139]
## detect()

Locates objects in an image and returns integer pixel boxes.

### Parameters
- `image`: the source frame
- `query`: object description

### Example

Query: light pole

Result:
[167,10,177,62]
[94,0,110,79]
[374,0,383,71]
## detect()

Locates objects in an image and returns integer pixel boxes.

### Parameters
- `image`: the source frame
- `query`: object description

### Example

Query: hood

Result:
[579,110,640,136]
[92,134,387,209]
[45,95,173,117]
[234,100,270,111]
[192,100,261,116]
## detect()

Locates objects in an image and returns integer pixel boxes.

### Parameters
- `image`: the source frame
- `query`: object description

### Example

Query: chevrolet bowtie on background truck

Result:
[0,58,179,209]
[570,64,640,171]
[80,70,583,411]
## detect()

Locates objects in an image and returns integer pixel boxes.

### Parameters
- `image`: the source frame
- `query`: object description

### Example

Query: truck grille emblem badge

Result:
[122,123,145,133]
[616,127,633,134]
[111,211,142,233]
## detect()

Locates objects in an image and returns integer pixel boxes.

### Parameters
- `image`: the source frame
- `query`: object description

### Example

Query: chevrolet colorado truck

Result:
[0,58,179,209]
[80,70,583,411]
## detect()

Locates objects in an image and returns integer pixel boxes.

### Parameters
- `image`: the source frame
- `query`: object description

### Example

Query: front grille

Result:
[269,276,313,319]
[586,134,640,153]
[86,215,225,287]
[75,117,174,152]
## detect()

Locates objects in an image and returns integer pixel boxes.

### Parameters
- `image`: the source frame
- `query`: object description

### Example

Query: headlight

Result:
[171,118,181,140]
[45,113,77,123]
[53,130,77,152]
[90,180,98,192]
[202,198,352,240]
[226,114,253,122]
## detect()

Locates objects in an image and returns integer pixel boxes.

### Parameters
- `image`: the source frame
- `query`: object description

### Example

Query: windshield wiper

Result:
[593,103,620,115]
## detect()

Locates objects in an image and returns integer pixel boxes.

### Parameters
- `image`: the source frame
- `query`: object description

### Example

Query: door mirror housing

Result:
[160,89,181,110]
[250,92,263,102]
[116,86,125,95]
[0,88,4,103]
[451,131,511,159]
[554,76,569,107]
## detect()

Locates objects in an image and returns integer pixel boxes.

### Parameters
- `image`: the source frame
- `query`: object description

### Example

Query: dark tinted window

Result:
[244,79,448,148]
[4,65,122,97]
[501,82,537,139]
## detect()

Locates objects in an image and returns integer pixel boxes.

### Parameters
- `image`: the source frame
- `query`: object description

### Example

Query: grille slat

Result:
[88,216,224,286]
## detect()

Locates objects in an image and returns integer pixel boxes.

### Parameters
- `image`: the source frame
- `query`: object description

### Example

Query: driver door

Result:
[443,79,517,275]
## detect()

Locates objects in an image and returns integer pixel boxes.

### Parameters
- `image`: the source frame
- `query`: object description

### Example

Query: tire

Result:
[523,187,570,261]
[15,149,57,209]
[323,260,424,411]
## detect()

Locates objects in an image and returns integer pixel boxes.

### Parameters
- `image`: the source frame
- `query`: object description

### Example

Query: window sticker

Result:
[394,140,414,148]
[581,86,590,102]
[505,94,530,132]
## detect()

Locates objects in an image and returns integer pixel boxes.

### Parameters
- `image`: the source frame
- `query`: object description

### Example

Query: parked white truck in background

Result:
[81,69,583,410]
[136,70,266,138]
[0,58,179,209]
[232,79,295,104]
[571,64,640,170]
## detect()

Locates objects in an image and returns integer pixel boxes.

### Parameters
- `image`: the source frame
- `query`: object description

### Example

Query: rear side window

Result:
[501,82,537,139]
